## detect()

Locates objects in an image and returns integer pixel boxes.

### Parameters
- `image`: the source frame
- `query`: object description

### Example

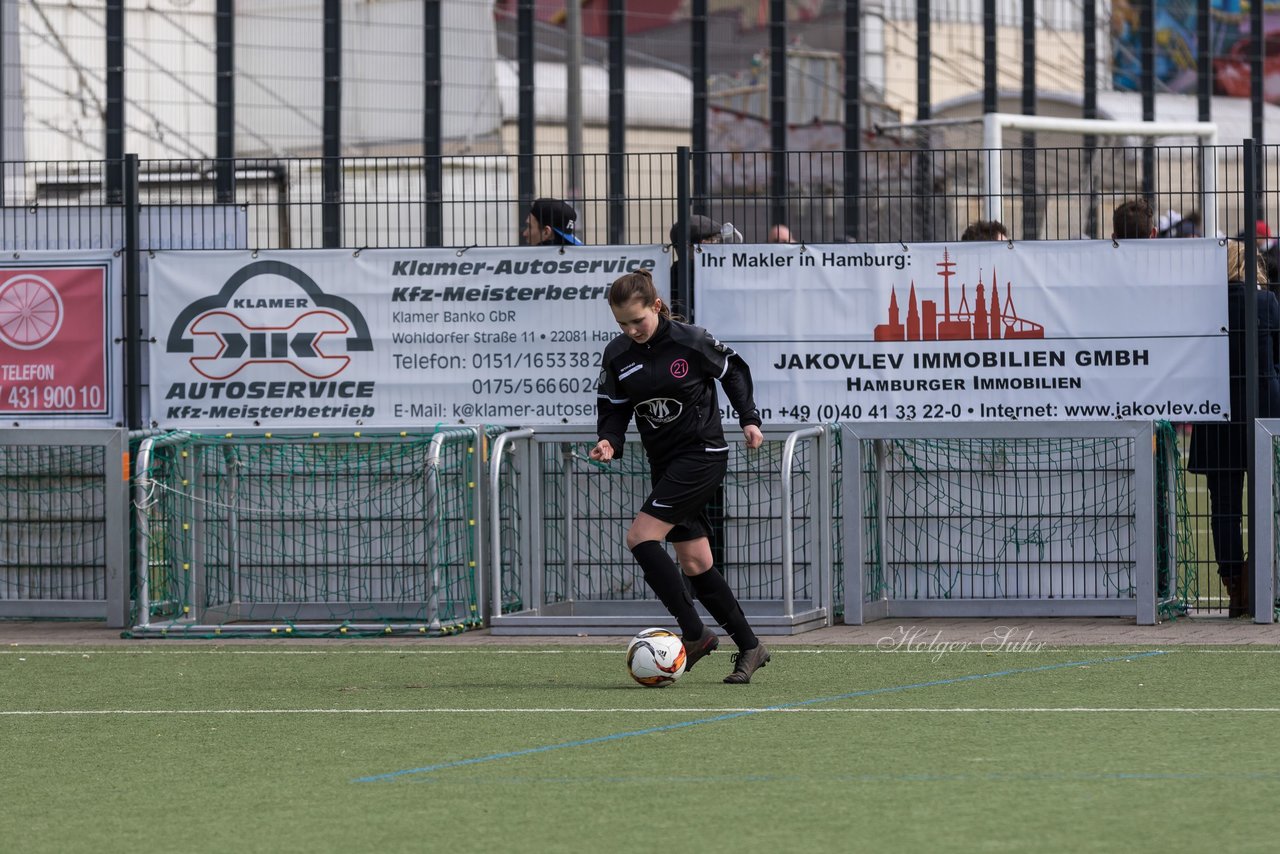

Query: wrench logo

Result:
[187,310,352,380]
[166,260,374,380]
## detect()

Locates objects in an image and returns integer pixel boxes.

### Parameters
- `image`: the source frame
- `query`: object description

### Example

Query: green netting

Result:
[829,426,844,619]
[859,435,1146,601]
[131,429,481,637]
[514,438,821,608]
[0,442,108,605]
[492,435,528,615]
[1155,421,1197,619]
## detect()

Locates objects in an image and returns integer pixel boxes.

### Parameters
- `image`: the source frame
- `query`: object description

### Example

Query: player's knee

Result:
[624,527,648,551]
[680,554,713,575]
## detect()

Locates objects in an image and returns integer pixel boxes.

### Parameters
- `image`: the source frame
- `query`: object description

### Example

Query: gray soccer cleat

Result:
[723,643,770,684]
[682,629,719,672]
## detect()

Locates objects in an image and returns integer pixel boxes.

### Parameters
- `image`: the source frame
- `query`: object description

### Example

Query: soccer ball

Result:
[626,627,687,687]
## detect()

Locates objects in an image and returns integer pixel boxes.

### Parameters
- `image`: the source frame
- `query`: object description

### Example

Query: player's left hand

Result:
[743,424,764,449]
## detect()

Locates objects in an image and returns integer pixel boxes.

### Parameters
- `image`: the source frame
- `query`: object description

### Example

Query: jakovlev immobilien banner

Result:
[696,239,1230,423]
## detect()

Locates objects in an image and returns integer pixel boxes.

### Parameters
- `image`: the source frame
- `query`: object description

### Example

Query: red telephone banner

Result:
[0,266,109,415]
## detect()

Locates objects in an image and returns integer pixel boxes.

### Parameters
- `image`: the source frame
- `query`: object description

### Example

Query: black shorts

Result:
[642,451,729,543]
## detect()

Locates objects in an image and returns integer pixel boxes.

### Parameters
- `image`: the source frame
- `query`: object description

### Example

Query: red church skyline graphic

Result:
[873,249,1045,341]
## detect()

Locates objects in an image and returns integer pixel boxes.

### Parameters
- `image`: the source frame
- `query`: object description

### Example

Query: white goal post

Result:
[980,112,1221,238]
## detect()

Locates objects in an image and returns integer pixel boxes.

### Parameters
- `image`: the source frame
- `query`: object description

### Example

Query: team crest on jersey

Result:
[635,397,683,426]
[670,358,689,378]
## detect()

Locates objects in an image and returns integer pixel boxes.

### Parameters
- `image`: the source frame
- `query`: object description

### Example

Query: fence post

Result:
[0,0,7,201]
[105,0,125,205]
[1082,0,1098,238]
[844,0,861,242]
[423,0,443,247]
[1252,0,1265,143]
[322,0,342,248]
[215,0,235,204]
[676,146,692,320]
[124,154,142,431]
[769,0,788,234]
[1245,139,1260,617]
[1140,0,1155,201]
[607,0,626,245]
[691,0,708,212]
[914,0,931,242]
[1020,0,1037,239]
[517,0,535,224]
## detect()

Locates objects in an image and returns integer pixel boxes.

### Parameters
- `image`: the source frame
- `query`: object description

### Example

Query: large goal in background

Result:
[848,111,1225,243]
[977,112,1220,238]
[699,113,1227,244]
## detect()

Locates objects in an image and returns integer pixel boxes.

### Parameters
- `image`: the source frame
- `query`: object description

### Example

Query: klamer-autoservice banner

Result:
[148,247,667,429]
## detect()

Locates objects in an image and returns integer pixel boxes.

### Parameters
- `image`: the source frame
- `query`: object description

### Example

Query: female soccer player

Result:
[589,269,770,684]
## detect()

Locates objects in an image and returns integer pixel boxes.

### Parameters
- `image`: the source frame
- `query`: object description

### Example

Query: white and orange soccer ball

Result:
[626,627,687,687]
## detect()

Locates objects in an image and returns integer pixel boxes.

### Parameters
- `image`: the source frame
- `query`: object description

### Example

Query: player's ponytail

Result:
[608,269,672,319]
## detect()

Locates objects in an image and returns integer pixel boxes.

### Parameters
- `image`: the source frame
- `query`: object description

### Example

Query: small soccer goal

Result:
[486,424,836,636]
[842,420,1169,624]
[130,428,487,637]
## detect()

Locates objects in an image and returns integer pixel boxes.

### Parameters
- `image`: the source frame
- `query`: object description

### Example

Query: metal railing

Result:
[0,142,1271,252]
[487,424,833,635]
[842,421,1161,625]
[0,428,129,626]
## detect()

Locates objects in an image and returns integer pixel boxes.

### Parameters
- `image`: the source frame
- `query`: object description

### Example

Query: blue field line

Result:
[387,767,1280,788]
[350,650,1167,784]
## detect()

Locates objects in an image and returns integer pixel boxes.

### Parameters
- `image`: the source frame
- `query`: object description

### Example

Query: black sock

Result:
[631,541,705,639]
[689,568,758,651]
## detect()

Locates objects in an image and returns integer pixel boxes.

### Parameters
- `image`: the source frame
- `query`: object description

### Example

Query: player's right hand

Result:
[589,440,614,462]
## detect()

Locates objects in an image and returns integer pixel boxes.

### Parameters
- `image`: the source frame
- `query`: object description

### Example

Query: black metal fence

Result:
[2,142,1277,617]
[0,143,1272,251]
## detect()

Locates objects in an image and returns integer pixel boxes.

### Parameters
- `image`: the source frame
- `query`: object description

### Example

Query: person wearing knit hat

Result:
[523,198,583,246]
[668,214,743,247]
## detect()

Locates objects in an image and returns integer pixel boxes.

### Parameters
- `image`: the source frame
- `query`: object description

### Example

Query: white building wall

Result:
[2,0,24,161]
[17,0,216,161]
[7,0,503,161]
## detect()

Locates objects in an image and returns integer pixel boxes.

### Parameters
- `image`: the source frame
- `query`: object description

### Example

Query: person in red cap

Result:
[1236,220,1278,282]
[1255,219,1275,246]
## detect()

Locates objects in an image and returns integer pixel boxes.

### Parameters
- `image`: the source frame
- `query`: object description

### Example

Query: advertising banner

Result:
[0,254,119,424]
[148,247,668,429]
[696,239,1230,422]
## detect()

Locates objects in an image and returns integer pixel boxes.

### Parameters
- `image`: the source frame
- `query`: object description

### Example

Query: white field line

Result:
[3,707,1280,716]
[0,647,1205,656]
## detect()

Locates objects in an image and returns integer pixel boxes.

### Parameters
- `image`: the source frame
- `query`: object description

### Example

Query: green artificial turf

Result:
[3,644,1279,853]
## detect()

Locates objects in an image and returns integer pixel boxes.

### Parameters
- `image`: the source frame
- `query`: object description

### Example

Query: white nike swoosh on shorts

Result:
[651,501,673,508]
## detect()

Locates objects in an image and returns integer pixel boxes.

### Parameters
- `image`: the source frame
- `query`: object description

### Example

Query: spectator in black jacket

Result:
[591,269,770,684]
[1189,239,1280,616]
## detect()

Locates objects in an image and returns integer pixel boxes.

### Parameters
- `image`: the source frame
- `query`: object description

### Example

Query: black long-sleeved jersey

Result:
[596,316,762,467]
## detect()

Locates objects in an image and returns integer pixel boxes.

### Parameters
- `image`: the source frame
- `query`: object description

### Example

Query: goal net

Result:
[131,429,484,637]
[847,421,1194,622]
[861,112,1222,243]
